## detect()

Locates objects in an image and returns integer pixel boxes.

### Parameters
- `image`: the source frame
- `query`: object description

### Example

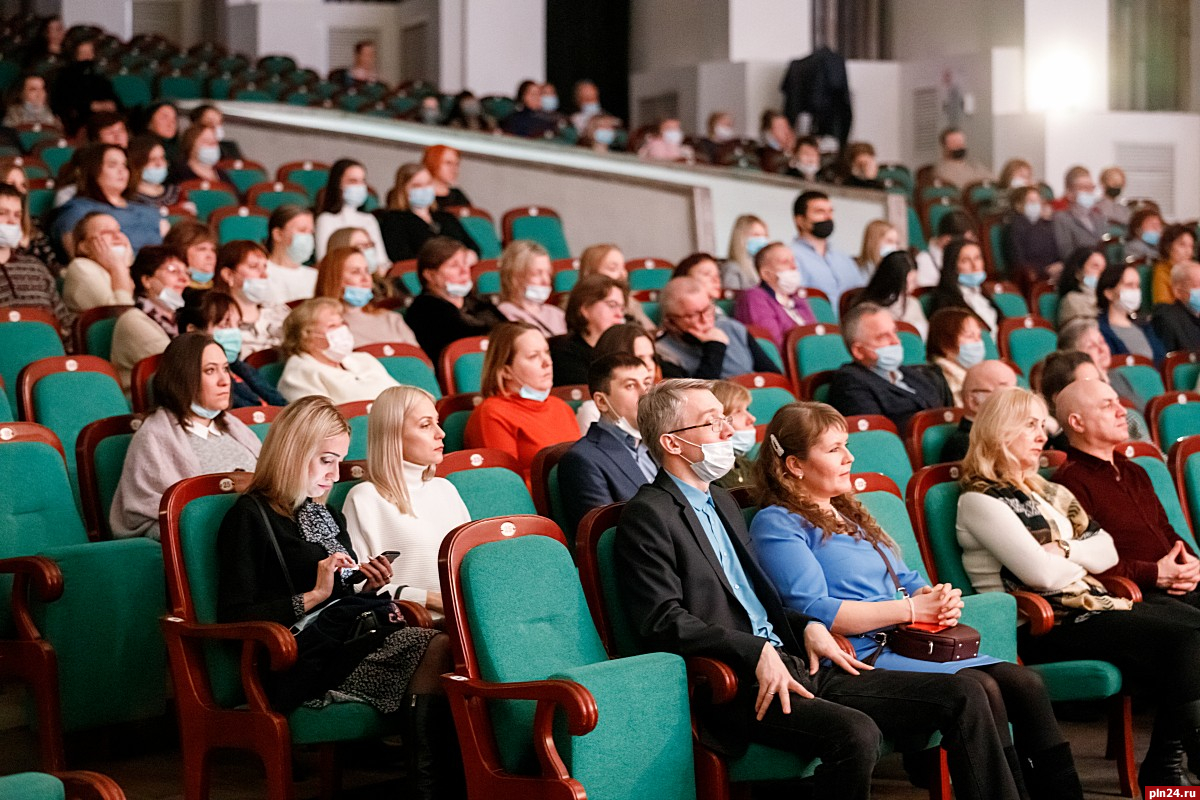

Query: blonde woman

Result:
[579,242,655,331]
[216,396,458,797]
[375,162,478,262]
[722,214,770,291]
[857,219,903,280]
[326,225,385,276]
[710,380,757,490]
[957,386,1200,788]
[314,245,418,347]
[344,386,471,614]
[495,239,566,336]
[276,297,399,404]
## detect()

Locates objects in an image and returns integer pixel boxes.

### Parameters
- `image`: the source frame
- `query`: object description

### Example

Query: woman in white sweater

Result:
[956,385,1200,788]
[343,385,471,614]
[276,297,400,404]
[313,158,387,264]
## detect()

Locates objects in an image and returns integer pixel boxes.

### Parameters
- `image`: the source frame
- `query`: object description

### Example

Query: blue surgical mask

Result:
[189,268,213,284]
[343,285,373,307]
[958,271,986,289]
[407,186,436,209]
[873,342,904,372]
[1142,230,1161,247]
[190,402,221,420]
[196,145,221,166]
[730,428,757,454]
[241,277,271,305]
[745,235,770,257]
[1189,289,1200,315]
[342,183,368,208]
[582,102,601,114]
[212,327,242,363]
[956,339,985,369]
[1075,190,1098,210]
[593,127,615,146]
[541,95,559,113]
[142,164,168,186]
[519,385,550,402]
[287,232,314,264]
[1082,274,1098,290]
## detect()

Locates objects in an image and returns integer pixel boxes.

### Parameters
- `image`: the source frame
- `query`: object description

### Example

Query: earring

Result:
[797,471,804,480]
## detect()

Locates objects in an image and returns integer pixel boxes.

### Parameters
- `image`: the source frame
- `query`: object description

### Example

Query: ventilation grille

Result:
[912,87,939,158]
[132,1,183,43]
[1115,142,1176,216]
[329,27,378,77]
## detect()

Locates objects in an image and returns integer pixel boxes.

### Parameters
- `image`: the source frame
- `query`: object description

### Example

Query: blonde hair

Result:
[960,386,1049,495]
[858,219,897,268]
[498,239,550,304]
[248,396,351,515]
[326,226,370,256]
[365,385,438,515]
[710,380,751,415]
[579,243,623,279]
[386,162,427,210]
[727,214,766,286]
[280,297,342,358]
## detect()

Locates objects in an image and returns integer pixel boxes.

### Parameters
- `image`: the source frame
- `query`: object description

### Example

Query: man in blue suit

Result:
[558,353,657,539]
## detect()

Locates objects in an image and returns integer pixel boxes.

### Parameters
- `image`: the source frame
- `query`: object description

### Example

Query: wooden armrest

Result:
[395,599,434,628]
[686,656,737,704]
[0,556,63,640]
[56,770,126,800]
[1011,591,1055,636]
[160,616,297,671]
[441,674,598,781]
[1097,575,1142,603]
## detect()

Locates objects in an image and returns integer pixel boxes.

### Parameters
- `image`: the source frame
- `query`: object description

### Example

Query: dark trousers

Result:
[747,650,1020,800]
[963,662,1064,754]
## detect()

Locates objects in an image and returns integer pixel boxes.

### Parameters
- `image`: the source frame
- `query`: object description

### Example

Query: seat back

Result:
[530,441,574,535]
[853,474,931,583]
[436,392,481,453]
[897,326,925,365]
[439,336,489,395]
[336,401,372,460]
[506,208,570,259]
[76,414,141,540]
[1171,436,1200,540]
[73,305,131,361]
[456,214,502,259]
[576,504,643,659]
[796,288,836,324]
[906,463,973,591]
[1148,391,1200,449]
[0,318,65,410]
[353,343,442,398]
[998,316,1056,377]
[844,416,913,491]
[1109,440,1197,552]
[785,324,849,386]
[327,460,366,514]
[1163,350,1200,391]
[904,407,964,468]
[1110,356,1164,402]
[444,465,536,519]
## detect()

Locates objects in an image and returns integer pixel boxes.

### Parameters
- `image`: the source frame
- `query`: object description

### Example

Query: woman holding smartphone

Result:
[344,385,472,617]
[216,395,460,799]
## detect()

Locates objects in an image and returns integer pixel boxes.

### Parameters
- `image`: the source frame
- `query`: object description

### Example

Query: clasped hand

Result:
[911,583,963,626]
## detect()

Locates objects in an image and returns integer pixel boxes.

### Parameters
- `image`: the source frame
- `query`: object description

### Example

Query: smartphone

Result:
[380,550,401,563]
[345,566,369,584]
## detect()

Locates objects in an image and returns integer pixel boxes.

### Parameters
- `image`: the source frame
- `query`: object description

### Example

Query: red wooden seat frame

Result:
[438,335,489,396]
[76,413,144,541]
[903,407,964,470]
[1147,391,1200,450]
[17,355,121,422]
[500,205,562,245]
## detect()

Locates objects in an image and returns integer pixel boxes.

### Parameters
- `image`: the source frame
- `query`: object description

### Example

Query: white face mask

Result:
[157,287,185,311]
[674,436,735,483]
[321,324,355,363]
[1117,287,1143,313]
[524,284,551,304]
[109,243,130,267]
[775,268,802,296]
[241,277,271,305]
[361,246,380,272]
[0,223,22,248]
[713,125,735,142]
[662,129,684,146]
[730,428,757,454]
[445,280,473,298]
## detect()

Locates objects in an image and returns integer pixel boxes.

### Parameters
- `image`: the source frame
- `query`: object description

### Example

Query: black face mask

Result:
[810,219,834,239]
[949,148,967,160]
[1105,186,1123,199]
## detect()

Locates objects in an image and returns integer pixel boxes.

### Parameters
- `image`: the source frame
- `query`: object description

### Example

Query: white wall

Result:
[727,0,810,63]
[629,0,731,73]
[1023,0,1108,113]
[61,0,131,38]
[845,61,903,162]
[460,0,544,96]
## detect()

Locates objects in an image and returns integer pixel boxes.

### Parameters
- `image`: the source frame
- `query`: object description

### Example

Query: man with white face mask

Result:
[1052,165,1106,260]
[615,379,1021,800]
[733,242,817,348]
[558,354,655,536]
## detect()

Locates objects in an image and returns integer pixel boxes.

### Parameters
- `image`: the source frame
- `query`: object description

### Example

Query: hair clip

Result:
[769,433,785,457]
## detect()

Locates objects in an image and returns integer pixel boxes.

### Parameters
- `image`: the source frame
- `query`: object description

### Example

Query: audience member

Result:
[1055,378,1200,603]
[50,38,117,135]
[276,297,399,404]
[423,145,471,208]
[128,133,179,210]
[348,40,379,84]
[579,113,621,153]
[413,95,442,127]
[170,121,227,185]
[163,218,217,288]
[344,385,471,614]
[1055,247,1106,328]
[997,158,1035,191]
[314,159,387,261]
[790,190,864,308]
[550,274,627,385]
[376,162,477,262]
[84,110,129,148]
[1052,166,1106,259]
[1095,166,1131,227]
[140,101,180,163]
[1096,262,1164,364]
[733,242,816,347]
[695,111,736,163]
[840,142,884,190]
[926,307,988,407]
[23,16,65,67]
[638,118,692,163]
[558,353,656,536]
[927,237,998,334]
[110,245,188,388]
[1058,318,1152,417]
[855,219,902,281]
[657,276,779,380]
[956,386,1200,789]
[1151,260,1200,352]
[933,127,992,187]
[1123,207,1164,263]
[751,401,1082,799]
[405,236,505,363]
[3,73,60,128]
[52,144,162,257]
[501,80,557,138]
[109,331,260,539]
[325,225,383,275]
[615,379,1024,800]
[854,250,927,339]
[759,109,795,160]
[828,302,951,430]
[1151,223,1197,305]
[723,214,769,291]
[579,242,655,330]
[264,205,318,304]
[215,395,456,798]
[495,239,565,336]
[315,245,417,347]
[2,162,60,276]
[1003,186,1062,290]
[673,251,724,307]
[939,360,1018,463]
[61,211,135,311]
[710,379,758,491]
[914,209,976,288]
[464,321,579,483]
[538,82,564,124]
[0,183,69,328]
[189,104,243,161]
[1037,351,1108,450]
[178,291,285,408]
[787,136,827,182]
[570,80,609,132]
[213,240,289,358]
[445,91,498,133]
[574,322,658,434]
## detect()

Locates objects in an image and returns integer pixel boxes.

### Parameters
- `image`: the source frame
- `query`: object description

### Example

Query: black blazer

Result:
[405,292,505,364]
[826,362,952,433]
[558,423,651,538]
[614,471,816,756]
[1151,301,1200,353]
[374,208,479,262]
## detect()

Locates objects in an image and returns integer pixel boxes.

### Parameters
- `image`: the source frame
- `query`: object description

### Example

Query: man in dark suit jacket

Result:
[614,379,1019,800]
[827,302,953,431]
[558,354,657,538]
[1151,261,1200,352]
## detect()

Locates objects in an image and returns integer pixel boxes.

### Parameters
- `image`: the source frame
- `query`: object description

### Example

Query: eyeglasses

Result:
[668,304,716,325]
[667,415,733,436]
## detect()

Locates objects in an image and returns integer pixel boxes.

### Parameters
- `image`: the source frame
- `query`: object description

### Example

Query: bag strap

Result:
[248,493,297,599]
[869,539,908,598]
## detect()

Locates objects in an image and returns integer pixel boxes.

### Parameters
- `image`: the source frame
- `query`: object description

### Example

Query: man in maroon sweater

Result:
[1053,379,1200,602]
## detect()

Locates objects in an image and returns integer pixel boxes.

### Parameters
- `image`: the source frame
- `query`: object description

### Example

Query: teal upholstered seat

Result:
[511,216,570,260]
[0,773,64,799]
[446,467,536,519]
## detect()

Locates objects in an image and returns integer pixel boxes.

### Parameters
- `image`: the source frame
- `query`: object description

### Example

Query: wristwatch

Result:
[1056,539,1072,557]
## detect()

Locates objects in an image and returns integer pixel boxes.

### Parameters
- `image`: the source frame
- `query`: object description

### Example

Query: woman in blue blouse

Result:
[749,401,1082,800]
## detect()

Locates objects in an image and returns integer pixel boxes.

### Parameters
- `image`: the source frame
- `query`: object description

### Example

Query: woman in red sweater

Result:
[464,321,580,483]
